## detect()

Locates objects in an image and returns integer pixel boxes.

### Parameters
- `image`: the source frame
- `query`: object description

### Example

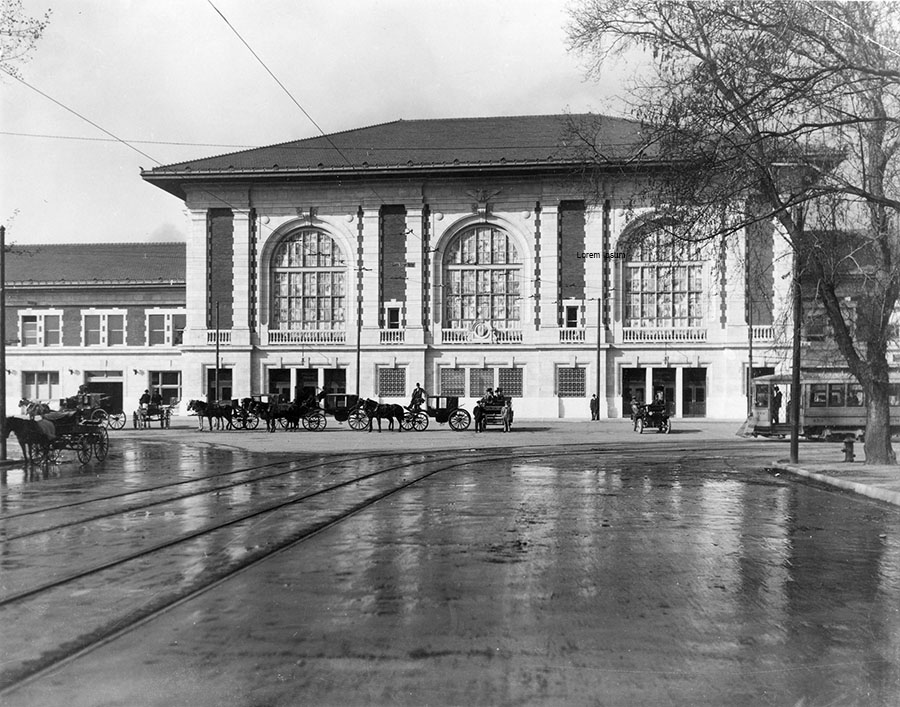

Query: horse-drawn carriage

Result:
[421,396,472,431]
[249,394,327,432]
[133,403,172,429]
[632,400,672,434]
[5,409,109,466]
[60,393,126,430]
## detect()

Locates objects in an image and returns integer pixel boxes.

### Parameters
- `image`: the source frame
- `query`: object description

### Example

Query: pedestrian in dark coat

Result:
[590,394,599,420]
[473,401,485,432]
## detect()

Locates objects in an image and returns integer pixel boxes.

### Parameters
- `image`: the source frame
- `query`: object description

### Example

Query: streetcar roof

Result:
[752,371,900,384]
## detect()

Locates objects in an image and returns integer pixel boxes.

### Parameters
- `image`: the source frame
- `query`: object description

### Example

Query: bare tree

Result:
[0,0,50,79]
[568,0,900,464]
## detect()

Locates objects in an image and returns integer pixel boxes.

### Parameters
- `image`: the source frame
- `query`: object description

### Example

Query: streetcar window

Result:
[889,384,900,407]
[828,384,845,407]
[847,384,864,407]
[809,384,828,407]
[753,384,769,408]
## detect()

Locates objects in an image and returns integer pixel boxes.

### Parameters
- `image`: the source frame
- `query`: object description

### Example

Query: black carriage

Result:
[633,401,672,434]
[34,412,110,465]
[322,393,368,430]
[418,396,471,431]
[132,403,172,429]
[229,398,260,430]
[60,392,126,430]
[251,394,327,432]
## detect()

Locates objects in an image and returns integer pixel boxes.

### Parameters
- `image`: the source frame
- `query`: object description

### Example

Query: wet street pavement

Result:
[1,431,899,706]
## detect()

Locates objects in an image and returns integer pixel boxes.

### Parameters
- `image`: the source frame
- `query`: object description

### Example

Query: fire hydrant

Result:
[842,439,855,462]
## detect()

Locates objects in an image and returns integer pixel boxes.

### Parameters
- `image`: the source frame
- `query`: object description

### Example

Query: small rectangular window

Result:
[809,383,827,407]
[565,306,579,328]
[107,315,125,346]
[386,307,400,329]
[150,370,182,406]
[22,316,39,346]
[828,384,845,407]
[148,314,166,346]
[847,384,864,407]
[889,384,900,407]
[84,315,102,346]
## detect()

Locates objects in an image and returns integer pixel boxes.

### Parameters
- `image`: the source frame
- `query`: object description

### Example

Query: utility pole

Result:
[1,225,6,461]
[790,207,804,464]
[215,301,220,403]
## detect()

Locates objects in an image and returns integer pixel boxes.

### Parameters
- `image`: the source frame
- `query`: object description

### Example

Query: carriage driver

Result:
[150,388,163,407]
[139,389,152,408]
[409,382,426,411]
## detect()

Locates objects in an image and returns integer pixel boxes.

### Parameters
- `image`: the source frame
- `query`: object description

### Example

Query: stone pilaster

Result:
[231,209,251,346]
[184,209,208,347]
[404,206,425,344]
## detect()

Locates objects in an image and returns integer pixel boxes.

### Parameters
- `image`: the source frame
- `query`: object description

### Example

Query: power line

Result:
[0,131,256,149]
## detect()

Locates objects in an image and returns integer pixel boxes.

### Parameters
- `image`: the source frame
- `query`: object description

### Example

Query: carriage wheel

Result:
[448,409,471,431]
[107,412,127,430]
[279,417,289,430]
[637,417,645,434]
[245,412,260,430]
[348,410,369,431]
[76,437,93,464]
[305,411,326,432]
[91,408,108,425]
[660,418,671,434]
[413,411,429,431]
[400,412,415,431]
[93,426,110,460]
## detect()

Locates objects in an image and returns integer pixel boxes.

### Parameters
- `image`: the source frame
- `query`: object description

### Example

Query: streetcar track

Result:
[0,452,514,693]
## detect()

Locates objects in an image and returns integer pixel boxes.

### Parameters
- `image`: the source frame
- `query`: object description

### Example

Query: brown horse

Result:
[4,416,51,464]
[362,399,404,432]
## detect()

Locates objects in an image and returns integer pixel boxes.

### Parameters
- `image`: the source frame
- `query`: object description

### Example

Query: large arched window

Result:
[624,231,704,328]
[444,225,522,330]
[271,229,346,331]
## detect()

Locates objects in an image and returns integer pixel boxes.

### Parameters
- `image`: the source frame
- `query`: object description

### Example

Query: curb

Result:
[771,463,900,507]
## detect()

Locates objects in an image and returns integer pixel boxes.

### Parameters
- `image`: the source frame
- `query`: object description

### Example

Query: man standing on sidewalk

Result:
[590,394,599,420]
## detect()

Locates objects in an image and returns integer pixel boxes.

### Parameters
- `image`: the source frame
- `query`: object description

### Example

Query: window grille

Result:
[469,368,495,397]
[557,367,586,397]
[378,368,406,397]
[440,368,466,396]
[498,367,523,397]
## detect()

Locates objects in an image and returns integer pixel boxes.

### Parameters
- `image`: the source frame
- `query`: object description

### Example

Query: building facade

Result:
[5,243,186,415]
[7,114,823,419]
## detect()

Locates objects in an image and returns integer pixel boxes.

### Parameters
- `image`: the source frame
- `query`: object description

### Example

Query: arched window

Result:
[624,231,704,328]
[444,225,522,329]
[271,229,346,331]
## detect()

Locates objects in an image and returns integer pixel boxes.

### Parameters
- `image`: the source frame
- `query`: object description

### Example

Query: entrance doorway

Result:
[268,369,291,402]
[621,368,645,417]
[294,368,318,402]
[682,367,707,417]
[652,368,676,405]
[85,371,123,414]
[206,368,232,403]
[324,369,346,395]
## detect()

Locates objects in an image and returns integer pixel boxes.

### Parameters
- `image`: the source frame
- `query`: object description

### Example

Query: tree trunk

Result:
[864,384,897,465]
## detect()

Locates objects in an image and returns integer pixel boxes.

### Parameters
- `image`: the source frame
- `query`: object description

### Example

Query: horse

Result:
[4,416,51,464]
[255,399,300,432]
[362,398,404,432]
[187,400,232,431]
[19,398,52,419]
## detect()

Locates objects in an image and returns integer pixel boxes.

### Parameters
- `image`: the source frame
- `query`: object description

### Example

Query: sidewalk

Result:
[768,441,900,507]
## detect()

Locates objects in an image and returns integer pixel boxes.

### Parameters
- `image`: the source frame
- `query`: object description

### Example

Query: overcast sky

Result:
[1,0,636,247]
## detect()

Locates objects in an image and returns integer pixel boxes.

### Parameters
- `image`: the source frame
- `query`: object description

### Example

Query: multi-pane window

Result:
[378,368,406,397]
[624,231,704,328]
[271,229,346,331]
[20,311,62,347]
[149,371,182,405]
[498,367,524,397]
[557,367,586,397]
[470,368,495,398]
[82,311,125,346]
[445,225,522,329]
[23,371,60,400]
[440,368,466,396]
[147,311,186,346]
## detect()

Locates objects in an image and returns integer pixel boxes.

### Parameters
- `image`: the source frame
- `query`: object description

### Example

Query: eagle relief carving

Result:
[466,188,502,216]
